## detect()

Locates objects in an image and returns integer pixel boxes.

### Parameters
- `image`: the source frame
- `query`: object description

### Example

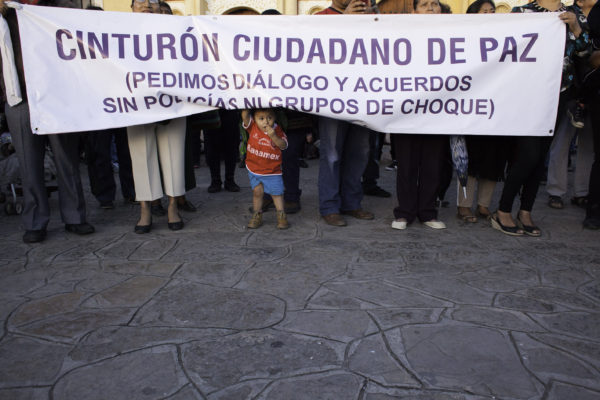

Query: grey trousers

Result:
[6,101,86,231]
[547,106,594,198]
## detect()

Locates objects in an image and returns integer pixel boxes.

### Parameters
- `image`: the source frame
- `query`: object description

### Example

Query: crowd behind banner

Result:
[0,0,599,244]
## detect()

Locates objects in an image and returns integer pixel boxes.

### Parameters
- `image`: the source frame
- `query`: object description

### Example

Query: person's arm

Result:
[265,126,287,150]
[241,109,251,129]
[560,11,583,38]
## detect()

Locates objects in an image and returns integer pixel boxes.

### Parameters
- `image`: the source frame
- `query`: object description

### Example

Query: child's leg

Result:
[272,195,284,211]
[253,183,264,212]
[272,194,289,229]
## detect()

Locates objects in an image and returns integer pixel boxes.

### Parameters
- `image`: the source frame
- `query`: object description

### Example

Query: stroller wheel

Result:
[5,202,15,215]
[15,202,23,215]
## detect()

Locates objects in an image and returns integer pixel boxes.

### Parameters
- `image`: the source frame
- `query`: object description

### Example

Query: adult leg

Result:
[127,124,163,201]
[519,137,552,212]
[156,117,186,195]
[113,127,135,201]
[457,176,477,208]
[204,121,223,190]
[498,137,537,214]
[417,135,444,222]
[220,110,240,189]
[546,106,576,200]
[362,131,384,192]
[49,132,88,225]
[393,134,419,224]
[156,118,186,227]
[282,129,305,204]
[318,117,348,216]
[573,118,594,198]
[585,101,600,226]
[340,124,370,212]
[5,102,50,231]
[436,137,453,205]
[85,129,116,206]
[476,179,496,214]
[183,122,197,193]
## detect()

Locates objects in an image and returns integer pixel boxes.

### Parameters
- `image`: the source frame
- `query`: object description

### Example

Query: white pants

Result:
[127,117,186,201]
[547,105,594,198]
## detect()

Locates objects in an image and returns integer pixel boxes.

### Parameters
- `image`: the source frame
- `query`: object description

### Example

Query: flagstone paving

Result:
[0,152,599,400]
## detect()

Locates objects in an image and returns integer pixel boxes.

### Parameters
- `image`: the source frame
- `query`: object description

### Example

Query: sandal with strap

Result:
[491,213,524,236]
[571,196,588,208]
[548,195,564,209]
[516,216,541,237]
[457,207,478,223]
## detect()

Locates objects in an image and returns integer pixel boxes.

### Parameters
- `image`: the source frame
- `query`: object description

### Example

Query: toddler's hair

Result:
[250,108,276,118]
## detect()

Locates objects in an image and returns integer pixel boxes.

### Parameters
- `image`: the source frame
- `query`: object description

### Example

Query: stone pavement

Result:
[0,150,599,400]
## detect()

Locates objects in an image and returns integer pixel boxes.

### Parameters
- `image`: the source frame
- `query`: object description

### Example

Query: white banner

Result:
[15,5,565,135]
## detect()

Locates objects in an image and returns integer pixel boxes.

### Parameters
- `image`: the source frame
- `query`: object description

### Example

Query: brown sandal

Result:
[457,207,478,223]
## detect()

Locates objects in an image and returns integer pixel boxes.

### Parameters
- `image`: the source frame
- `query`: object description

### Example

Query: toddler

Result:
[241,108,289,229]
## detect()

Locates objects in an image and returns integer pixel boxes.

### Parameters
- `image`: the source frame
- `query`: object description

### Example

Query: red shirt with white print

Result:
[244,119,288,176]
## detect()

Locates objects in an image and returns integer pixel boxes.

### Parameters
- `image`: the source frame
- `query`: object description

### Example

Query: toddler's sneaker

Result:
[248,211,263,229]
[276,211,289,229]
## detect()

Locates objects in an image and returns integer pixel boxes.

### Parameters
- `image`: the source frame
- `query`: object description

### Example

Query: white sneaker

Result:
[391,219,407,230]
[423,220,446,229]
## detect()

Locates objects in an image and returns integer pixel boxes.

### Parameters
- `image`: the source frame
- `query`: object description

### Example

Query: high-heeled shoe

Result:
[168,214,184,231]
[491,213,523,236]
[134,218,152,234]
[516,215,541,237]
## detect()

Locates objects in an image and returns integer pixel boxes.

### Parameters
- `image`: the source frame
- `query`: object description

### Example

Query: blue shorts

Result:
[248,172,284,196]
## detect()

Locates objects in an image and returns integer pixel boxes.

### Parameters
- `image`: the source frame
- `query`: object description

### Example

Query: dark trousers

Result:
[498,94,567,213]
[85,127,135,204]
[204,109,239,184]
[282,129,305,202]
[6,101,86,230]
[438,138,453,201]
[362,131,385,189]
[499,136,552,213]
[393,134,445,223]
[184,124,197,192]
[587,101,600,218]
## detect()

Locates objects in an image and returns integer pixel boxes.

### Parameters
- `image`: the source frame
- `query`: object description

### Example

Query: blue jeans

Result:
[318,117,370,215]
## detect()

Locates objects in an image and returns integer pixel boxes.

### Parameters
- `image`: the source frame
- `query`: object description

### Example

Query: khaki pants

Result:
[127,117,186,201]
[457,176,496,209]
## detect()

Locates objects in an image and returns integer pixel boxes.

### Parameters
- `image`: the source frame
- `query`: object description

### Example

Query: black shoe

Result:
[583,216,600,230]
[363,185,391,198]
[65,222,95,235]
[298,159,309,168]
[224,180,240,192]
[284,201,301,214]
[99,200,114,209]
[177,200,197,212]
[151,203,166,216]
[134,220,152,234]
[23,229,46,243]
[124,197,138,205]
[207,181,222,193]
[168,217,184,231]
